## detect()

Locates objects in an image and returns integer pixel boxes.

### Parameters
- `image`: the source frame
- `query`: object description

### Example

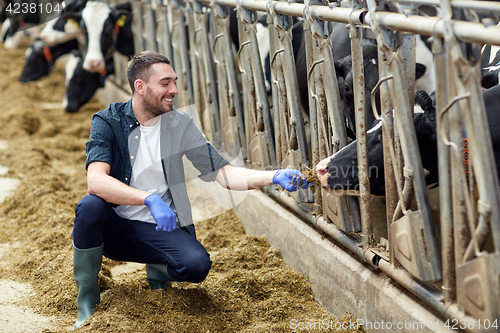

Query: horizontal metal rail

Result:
[385,0,500,14]
[197,0,500,45]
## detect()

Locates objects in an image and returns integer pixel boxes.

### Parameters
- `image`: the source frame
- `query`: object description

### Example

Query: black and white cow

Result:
[19,37,78,82]
[316,86,500,196]
[63,50,114,113]
[58,1,134,112]
[75,0,134,73]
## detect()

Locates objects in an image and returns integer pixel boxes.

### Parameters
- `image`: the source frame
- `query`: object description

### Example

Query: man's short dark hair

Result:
[127,51,171,94]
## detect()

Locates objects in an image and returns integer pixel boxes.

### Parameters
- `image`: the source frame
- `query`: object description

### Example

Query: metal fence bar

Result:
[432,35,455,303]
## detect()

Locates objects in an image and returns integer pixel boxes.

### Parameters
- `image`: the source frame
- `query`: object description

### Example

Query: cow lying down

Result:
[316,85,500,196]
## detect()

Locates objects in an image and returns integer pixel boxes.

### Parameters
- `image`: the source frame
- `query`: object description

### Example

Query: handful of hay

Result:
[301,164,321,187]
[287,164,321,189]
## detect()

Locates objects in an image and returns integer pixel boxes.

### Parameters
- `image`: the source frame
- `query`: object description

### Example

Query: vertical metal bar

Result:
[238,19,258,163]
[213,28,230,126]
[303,20,321,210]
[131,1,145,53]
[176,8,193,107]
[319,32,361,233]
[433,36,455,303]
[156,6,173,60]
[199,10,222,144]
[220,14,247,159]
[377,49,398,264]
[350,22,373,247]
[187,2,203,127]
[248,25,276,166]
[278,23,309,167]
[266,5,282,167]
[321,38,348,148]
[386,52,441,278]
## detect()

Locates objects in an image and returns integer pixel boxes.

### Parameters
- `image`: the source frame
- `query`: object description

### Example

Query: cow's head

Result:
[316,89,438,197]
[19,40,51,82]
[76,1,130,72]
[63,51,114,112]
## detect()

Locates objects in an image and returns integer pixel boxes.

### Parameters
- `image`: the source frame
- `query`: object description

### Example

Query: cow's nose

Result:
[316,162,327,178]
[85,60,104,72]
[316,159,330,187]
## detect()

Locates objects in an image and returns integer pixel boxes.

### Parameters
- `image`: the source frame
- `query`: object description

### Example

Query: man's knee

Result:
[76,194,108,213]
[73,195,109,248]
[175,249,212,283]
[75,195,108,222]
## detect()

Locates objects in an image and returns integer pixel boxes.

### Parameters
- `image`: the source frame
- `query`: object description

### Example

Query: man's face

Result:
[142,63,178,116]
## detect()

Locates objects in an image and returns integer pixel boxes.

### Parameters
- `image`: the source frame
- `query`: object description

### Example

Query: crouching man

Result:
[72,51,312,328]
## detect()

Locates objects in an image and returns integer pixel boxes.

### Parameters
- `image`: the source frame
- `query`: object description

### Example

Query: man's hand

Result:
[272,169,312,192]
[144,193,177,231]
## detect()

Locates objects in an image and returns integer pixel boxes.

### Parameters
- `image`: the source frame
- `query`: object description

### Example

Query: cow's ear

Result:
[415,62,427,80]
[111,10,131,27]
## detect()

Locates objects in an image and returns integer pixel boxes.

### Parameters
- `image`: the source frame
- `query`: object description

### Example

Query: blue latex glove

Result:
[144,193,177,232]
[272,169,312,192]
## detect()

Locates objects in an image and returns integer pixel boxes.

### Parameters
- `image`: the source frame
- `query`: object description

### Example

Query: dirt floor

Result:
[0,41,364,332]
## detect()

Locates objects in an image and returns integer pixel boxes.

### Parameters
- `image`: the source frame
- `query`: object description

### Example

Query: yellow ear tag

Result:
[65,19,79,33]
[117,15,126,27]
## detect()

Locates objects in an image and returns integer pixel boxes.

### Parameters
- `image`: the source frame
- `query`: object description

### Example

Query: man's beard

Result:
[143,87,171,117]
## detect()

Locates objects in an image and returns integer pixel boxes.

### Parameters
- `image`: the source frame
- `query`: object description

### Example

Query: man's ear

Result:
[134,79,145,95]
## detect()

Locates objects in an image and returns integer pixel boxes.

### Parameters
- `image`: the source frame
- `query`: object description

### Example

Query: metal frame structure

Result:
[109,0,500,331]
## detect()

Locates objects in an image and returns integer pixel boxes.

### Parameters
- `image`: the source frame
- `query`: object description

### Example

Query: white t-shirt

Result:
[114,117,174,223]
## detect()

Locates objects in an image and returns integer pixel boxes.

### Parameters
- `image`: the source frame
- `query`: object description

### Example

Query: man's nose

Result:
[170,83,178,95]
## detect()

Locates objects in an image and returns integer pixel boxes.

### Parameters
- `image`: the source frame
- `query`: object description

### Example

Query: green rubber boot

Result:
[146,263,178,290]
[73,244,103,329]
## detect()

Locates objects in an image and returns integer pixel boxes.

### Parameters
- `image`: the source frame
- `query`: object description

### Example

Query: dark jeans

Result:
[72,194,211,283]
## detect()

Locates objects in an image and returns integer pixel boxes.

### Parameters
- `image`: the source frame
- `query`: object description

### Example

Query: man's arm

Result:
[87,161,150,205]
[215,165,275,190]
[215,165,311,191]
[87,161,177,231]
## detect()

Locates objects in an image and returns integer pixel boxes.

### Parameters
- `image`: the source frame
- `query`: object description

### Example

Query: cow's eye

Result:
[343,83,352,95]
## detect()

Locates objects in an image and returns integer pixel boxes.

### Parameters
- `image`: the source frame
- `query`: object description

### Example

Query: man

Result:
[72,51,311,328]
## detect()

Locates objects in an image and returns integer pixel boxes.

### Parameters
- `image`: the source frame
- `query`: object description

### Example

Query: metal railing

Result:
[110,0,500,331]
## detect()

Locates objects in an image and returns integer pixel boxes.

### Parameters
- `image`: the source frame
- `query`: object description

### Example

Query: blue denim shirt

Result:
[85,99,229,226]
